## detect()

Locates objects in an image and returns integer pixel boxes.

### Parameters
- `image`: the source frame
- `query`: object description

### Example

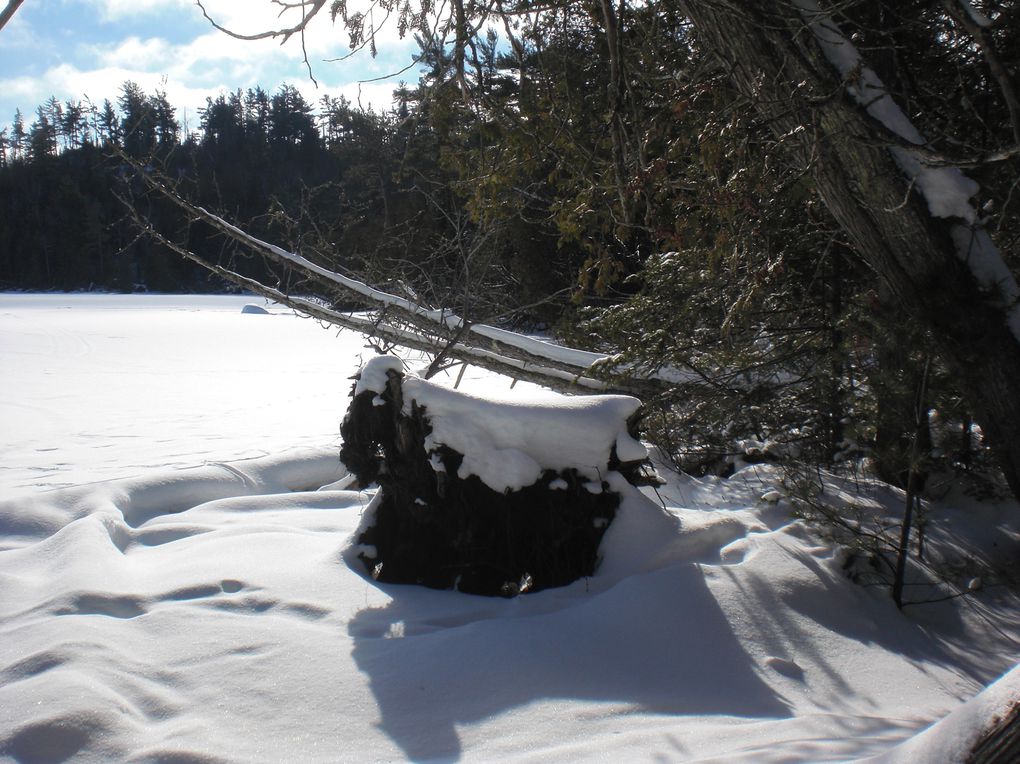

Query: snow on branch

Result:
[795,0,1020,343]
[121,154,667,397]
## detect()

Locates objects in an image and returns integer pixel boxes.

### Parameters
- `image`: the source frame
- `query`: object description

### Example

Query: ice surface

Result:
[2,294,1019,762]
[0,294,358,492]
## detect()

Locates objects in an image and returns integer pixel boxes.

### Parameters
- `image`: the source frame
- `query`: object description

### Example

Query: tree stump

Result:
[340,357,649,596]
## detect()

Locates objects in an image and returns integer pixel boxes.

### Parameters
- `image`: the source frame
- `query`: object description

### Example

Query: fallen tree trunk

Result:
[119,152,669,400]
[967,701,1020,764]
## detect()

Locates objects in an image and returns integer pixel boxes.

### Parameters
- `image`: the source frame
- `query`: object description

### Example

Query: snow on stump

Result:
[341,356,649,597]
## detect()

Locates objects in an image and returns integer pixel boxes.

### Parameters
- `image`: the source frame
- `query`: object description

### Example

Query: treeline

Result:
[0,81,446,295]
[0,83,296,290]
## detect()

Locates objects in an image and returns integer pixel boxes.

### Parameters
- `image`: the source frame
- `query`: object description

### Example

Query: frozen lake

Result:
[0,293,368,492]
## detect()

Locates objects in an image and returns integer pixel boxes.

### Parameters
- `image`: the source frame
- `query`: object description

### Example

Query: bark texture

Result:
[678,0,1020,498]
[967,701,1020,764]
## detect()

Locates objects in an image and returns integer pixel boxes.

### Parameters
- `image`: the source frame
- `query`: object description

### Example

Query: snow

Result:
[867,664,1020,763]
[353,354,404,397]
[0,294,355,492]
[2,294,1020,762]
[400,372,645,492]
[468,323,607,371]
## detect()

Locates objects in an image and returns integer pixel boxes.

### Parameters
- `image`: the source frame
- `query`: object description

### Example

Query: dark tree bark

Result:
[678,0,1020,499]
[0,0,25,33]
[967,700,1020,764]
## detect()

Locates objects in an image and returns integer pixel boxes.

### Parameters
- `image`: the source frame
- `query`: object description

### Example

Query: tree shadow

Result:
[348,563,790,761]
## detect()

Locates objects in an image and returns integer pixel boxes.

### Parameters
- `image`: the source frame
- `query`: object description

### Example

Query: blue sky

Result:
[0,0,422,131]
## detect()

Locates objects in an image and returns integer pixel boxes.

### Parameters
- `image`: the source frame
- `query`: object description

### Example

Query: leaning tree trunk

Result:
[678,0,1020,499]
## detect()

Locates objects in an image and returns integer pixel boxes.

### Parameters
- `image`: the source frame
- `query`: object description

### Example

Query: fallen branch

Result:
[118,169,666,397]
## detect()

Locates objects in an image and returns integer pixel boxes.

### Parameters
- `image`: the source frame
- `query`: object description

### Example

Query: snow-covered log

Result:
[967,700,1020,764]
[341,356,651,596]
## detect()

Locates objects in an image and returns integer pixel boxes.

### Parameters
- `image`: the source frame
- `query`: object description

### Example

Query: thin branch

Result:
[941,0,1020,146]
[194,0,329,84]
[194,0,327,43]
[0,0,25,32]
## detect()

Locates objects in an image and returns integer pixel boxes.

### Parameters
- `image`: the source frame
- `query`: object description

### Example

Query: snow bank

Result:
[866,663,1020,763]
[6,451,1016,762]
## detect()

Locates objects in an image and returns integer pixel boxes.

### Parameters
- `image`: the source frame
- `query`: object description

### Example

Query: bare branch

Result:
[194,0,329,83]
[194,0,328,43]
[0,0,25,32]
[941,0,1020,146]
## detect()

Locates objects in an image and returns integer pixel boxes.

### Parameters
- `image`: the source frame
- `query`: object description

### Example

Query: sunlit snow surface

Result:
[2,294,1020,763]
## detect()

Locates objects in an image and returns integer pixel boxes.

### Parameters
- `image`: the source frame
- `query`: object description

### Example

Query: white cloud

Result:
[193,0,422,61]
[93,36,176,68]
[331,80,405,112]
[84,10,420,89]
[2,1,425,126]
[1,61,213,114]
[0,52,410,133]
[87,0,191,22]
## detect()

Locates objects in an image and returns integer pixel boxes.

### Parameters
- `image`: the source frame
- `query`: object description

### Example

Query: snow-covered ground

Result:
[2,293,1019,762]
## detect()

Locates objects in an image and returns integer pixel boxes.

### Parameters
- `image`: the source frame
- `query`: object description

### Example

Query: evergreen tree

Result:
[61,100,86,149]
[98,99,120,147]
[10,109,25,161]
[119,81,156,157]
[269,85,317,148]
[28,104,56,159]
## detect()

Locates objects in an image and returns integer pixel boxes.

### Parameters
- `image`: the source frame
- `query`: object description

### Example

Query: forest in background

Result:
[2,1,1020,560]
[0,81,454,295]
